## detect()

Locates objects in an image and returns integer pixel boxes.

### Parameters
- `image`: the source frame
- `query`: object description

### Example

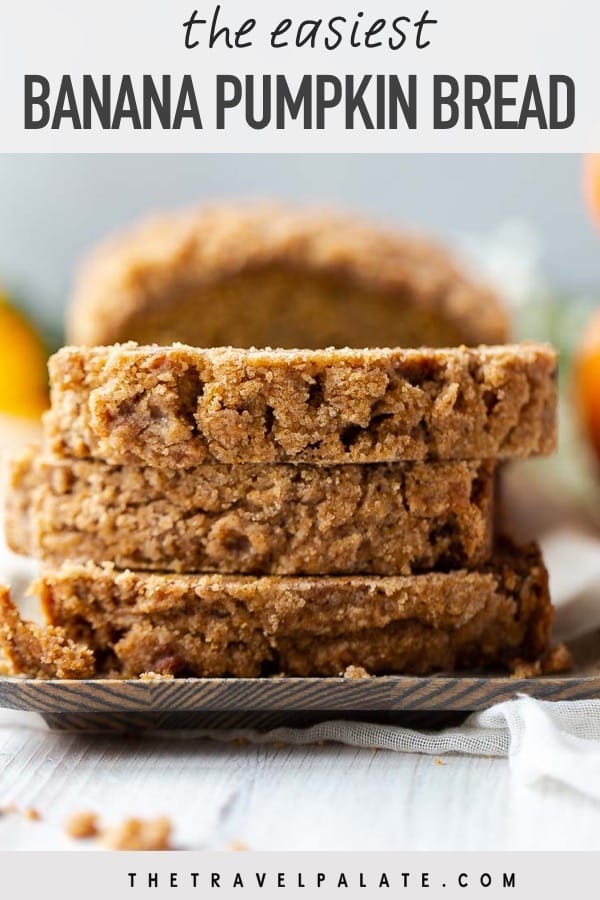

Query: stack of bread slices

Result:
[0,206,563,679]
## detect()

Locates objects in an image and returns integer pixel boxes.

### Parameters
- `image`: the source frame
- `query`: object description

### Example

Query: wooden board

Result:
[0,670,598,732]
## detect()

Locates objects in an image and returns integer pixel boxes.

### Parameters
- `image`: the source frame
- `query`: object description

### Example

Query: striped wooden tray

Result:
[0,657,598,732]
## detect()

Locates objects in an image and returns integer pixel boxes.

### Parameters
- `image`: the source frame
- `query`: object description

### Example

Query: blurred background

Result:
[0,154,598,337]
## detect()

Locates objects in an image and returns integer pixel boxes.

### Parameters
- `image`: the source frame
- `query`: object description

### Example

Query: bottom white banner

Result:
[0,851,595,898]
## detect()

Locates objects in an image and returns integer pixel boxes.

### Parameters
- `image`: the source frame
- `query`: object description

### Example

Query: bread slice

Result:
[6,446,495,576]
[0,540,552,678]
[44,343,557,466]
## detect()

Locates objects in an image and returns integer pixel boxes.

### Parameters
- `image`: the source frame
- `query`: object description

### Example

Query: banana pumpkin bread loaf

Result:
[66,204,509,350]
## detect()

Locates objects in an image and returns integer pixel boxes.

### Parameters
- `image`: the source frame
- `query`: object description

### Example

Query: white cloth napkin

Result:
[177,695,600,801]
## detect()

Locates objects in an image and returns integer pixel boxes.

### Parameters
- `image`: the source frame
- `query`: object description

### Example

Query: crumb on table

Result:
[65,811,99,840]
[24,807,41,821]
[100,817,173,851]
[228,840,249,851]
[0,803,17,816]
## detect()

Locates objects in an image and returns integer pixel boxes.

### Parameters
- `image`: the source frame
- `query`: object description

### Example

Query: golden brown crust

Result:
[44,342,557,466]
[66,204,509,349]
[25,540,553,678]
[7,446,495,576]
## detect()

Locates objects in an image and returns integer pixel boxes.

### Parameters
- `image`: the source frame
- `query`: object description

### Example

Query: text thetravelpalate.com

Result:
[126,870,516,890]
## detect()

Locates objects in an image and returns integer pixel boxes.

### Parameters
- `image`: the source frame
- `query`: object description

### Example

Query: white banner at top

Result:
[0,0,598,152]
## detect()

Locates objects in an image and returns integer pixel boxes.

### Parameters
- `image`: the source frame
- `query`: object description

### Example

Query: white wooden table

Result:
[1,708,600,852]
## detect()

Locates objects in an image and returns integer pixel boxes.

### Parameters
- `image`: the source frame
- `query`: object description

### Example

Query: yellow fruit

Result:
[0,292,49,419]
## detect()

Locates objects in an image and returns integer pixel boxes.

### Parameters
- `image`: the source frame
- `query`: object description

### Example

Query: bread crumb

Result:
[65,811,99,840]
[510,659,540,678]
[65,812,172,849]
[342,665,372,679]
[228,840,249,851]
[100,817,173,851]
[0,803,17,816]
[138,671,175,681]
[24,807,41,821]
[510,644,572,679]
[434,758,446,767]
[542,643,572,674]
[0,804,41,820]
